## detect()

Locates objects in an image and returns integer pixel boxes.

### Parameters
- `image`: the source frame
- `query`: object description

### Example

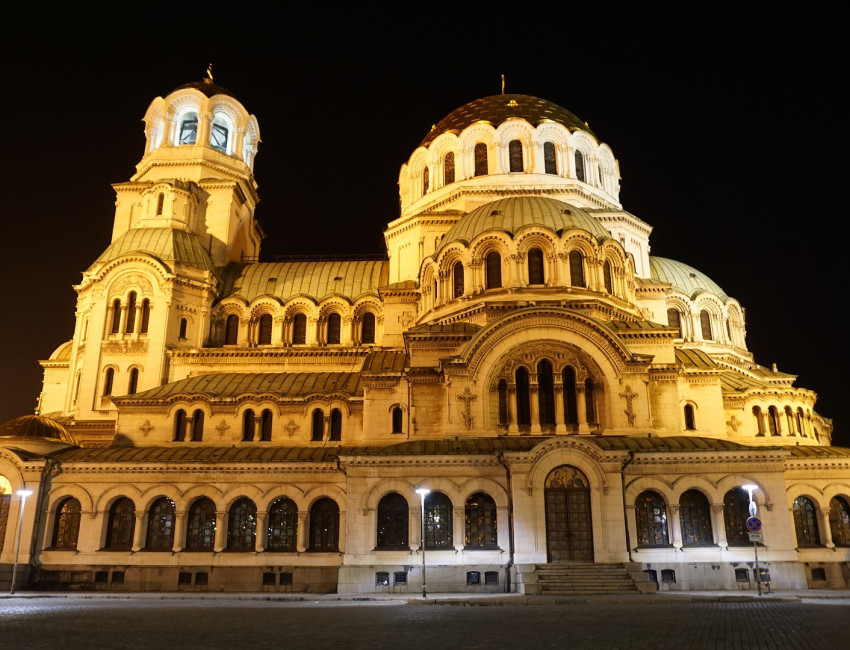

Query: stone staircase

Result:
[531,563,654,595]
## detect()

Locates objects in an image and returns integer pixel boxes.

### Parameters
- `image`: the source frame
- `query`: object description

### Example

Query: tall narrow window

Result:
[569,250,585,287]
[391,406,403,433]
[311,409,324,441]
[178,317,187,339]
[700,310,713,340]
[258,314,272,345]
[103,368,114,396]
[156,193,164,215]
[563,367,578,425]
[178,113,198,145]
[667,308,682,337]
[145,497,175,551]
[635,491,669,547]
[185,498,216,551]
[497,379,508,426]
[723,487,751,546]
[422,166,429,195]
[140,299,150,334]
[210,120,228,152]
[453,261,464,298]
[537,360,555,426]
[544,141,557,174]
[785,406,795,436]
[242,409,255,442]
[105,497,136,550]
[111,298,122,334]
[829,496,850,546]
[227,498,257,551]
[465,492,497,549]
[603,261,613,294]
[292,313,307,344]
[260,409,273,442]
[424,492,453,549]
[361,312,376,344]
[127,368,139,394]
[173,409,187,442]
[584,378,596,424]
[191,409,204,442]
[793,496,821,547]
[516,367,531,427]
[267,497,298,551]
[508,139,523,172]
[574,151,585,182]
[474,142,488,176]
[753,406,765,436]
[768,406,780,436]
[309,498,340,551]
[125,292,136,333]
[444,152,455,184]
[225,315,239,345]
[326,313,341,344]
[485,251,502,289]
[527,247,544,284]
[679,490,713,546]
[376,493,409,550]
[52,497,81,550]
[684,404,696,430]
[330,408,342,441]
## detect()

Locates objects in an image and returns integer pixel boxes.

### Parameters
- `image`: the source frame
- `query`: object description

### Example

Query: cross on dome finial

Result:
[501,74,505,95]
[205,63,214,84]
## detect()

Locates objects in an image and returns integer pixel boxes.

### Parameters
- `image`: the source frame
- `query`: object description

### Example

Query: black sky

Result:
[0,11,844,444]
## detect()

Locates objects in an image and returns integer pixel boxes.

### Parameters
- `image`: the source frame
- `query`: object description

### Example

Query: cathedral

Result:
[1,75,847,595]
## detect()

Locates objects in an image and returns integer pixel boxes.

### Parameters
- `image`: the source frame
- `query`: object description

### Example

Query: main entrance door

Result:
[544,465,594,562]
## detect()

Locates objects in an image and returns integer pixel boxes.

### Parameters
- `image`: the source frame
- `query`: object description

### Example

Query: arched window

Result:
[485,251,502,289]
[574,151,585,182]
[563,367,578,425]
[700,310,713,340]
[584,379,596,424]
[292,313,307,344]
[258,313,272,345]
[125,292,137,333]
[102,368,114,396]
[452,261,464,298]
[329,408,342,441]
[361,312,376,344]
[723,487,751,546]
[569,250,585,287]
[497,379,508,426]
[753,406,765,436]
[127,368,139,394]
[191,409,204,442]
[266,497,298,553]
[52,497,81,550]
[635,491,669,547]
[829,496,850,546]
[225,314,239,345]
[178,317,187,339]
[105,497,135,550]
[391,406,403,433]
[111,298,122,334]
[424,491,453,549]
[793,496,821,547]
[444,152,455,185]
[508,139,523,172]
[667,308,682,337]
[527,247,544,284]
[178,111,198,145]
[474,142,488,176]
[173,409,187,442]
[156,193,164,215]
[516,367,531,427]
[140,299,150,334]
[679,490,714,546]
[210,115,229,153]
[785,406,796,436]
[768,406,780,436]
[260,409,273,442]
[311,409,324,441]
[544,141,557,174]
[422,166,429,195]
[309,498,340,551]
[376,492,408,550]
[242,409,255,442]
[684,404,696,430]
[326,313,341,344]
[537,360,555,426]
[227,498,257,551]
[603,261,613,294]
[145,497,175,551]
[465,492,497,549]
[185,498,216,551]
[267,497,298,551]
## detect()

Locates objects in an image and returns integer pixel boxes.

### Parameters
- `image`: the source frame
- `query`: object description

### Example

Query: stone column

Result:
[508,386,519,434]
[255,511,267,552]
[173,510,187,552]
[667,505,683,549]
[711,504,728,548]
[554,381,566,434]
[576,385,591,434]
[819,507,835,548]
[132,510,146,551]
[297,511,308,552]
[214,511,227,552]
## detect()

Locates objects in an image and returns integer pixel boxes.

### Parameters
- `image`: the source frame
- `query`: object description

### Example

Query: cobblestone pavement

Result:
[1,592,848,649]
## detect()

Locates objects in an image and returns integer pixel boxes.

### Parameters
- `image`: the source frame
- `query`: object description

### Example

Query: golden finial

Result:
[501,74,505,95]
[205,63,214,83]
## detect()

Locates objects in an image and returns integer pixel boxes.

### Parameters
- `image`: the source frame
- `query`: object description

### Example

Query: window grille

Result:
[145,498,175,550]
[467,571,480,585]
[178,572,192,585]
[644,569,658,583]
[309,498,340,551]
[811,568,827,581]
[679,490,713,546]
[194,572,209,586]
[484,571,499,586]
[375,572,390,586]
[661,569,676,584]
[185,498,216,551]
[111,571,124,585]
[735,568,749,582]
[227,498,257,551]
[393,571,408,585]
[94,571,108,584]
[263,572,276,586]
[280,572,293,586]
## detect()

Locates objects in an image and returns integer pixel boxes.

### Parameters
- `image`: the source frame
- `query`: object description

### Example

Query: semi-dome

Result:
[649,256,728,300]
[0,415,78,446]
[420,94,592,148]
[95,227,217,272]
[438,196,611,252]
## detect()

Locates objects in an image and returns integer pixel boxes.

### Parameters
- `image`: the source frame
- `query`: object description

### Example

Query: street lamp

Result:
[10,488,33,595]
[743,484,762,596]
[415,487,430,598]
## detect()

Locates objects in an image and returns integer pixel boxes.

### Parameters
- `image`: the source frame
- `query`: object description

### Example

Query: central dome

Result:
[420,94,591,147]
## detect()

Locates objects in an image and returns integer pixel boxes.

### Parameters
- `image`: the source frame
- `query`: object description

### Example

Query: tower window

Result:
[178,113,198,145]
[210,121,228,152]
[327,313,341,344]
[156,193,164,215]
[392,406,403,433]
[603,261,613,294]
[225,315,239,345]
[444,152,455,184]
[474,142,488,176]
[128,368,139,394]
[509,139,523,172]
[312,409,325,441]
[258,313,272,345]
[102,368,114,396]
[361,312,376,344]
[453,261,464,298]
[110,298,121,334]
[667,308,682,337]
[140,299,150,334]
[684,404,696,430]
[485,251,502,289]
[700,310,713,340]
[569,250,585,287]
[179,317,188,339]
[574,151,585,182]
[125,292,137,333]
[292,313,307,344]
[422,166,429,195]
[528,248,544,285]
[330,408,342,441]
[544,141,557,174]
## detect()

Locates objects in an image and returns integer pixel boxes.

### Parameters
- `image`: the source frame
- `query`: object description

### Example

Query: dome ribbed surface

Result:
[649,256,728,300]
[0,415,78,445]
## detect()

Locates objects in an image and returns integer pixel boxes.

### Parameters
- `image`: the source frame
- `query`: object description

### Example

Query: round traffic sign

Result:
[746,516,762,533]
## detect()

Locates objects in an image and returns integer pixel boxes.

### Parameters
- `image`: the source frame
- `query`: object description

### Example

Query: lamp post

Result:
[415,487,430,598]
[743,484,762,597]
[10,488,33,595]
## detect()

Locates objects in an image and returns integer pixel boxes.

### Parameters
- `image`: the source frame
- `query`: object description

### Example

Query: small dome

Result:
[438,197,610,253]
[421,94,592,148]
[171,78,236,99]
[49,340,73,361]
[649,256,728,300]
[0,415,78,445]
[96,227,217,272]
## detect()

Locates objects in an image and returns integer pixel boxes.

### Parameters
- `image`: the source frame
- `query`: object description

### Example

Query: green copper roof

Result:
[219,260,388,303]
[96,228,216,272]
[649,256,728,300]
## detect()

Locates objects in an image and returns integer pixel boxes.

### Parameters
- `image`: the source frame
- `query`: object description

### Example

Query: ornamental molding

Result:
[101,339,149,355]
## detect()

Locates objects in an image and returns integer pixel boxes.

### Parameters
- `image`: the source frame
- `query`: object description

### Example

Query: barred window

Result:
[145,497,175,551]
[185,498,216,551]
[266,497,298,552]
[376,492,408,550]
[227,498,257,551]
[105,497,135,550]
[424,491,453,549]
[465,492,497,549]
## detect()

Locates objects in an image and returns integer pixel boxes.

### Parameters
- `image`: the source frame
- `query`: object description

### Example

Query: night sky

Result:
[0,12,844,445]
